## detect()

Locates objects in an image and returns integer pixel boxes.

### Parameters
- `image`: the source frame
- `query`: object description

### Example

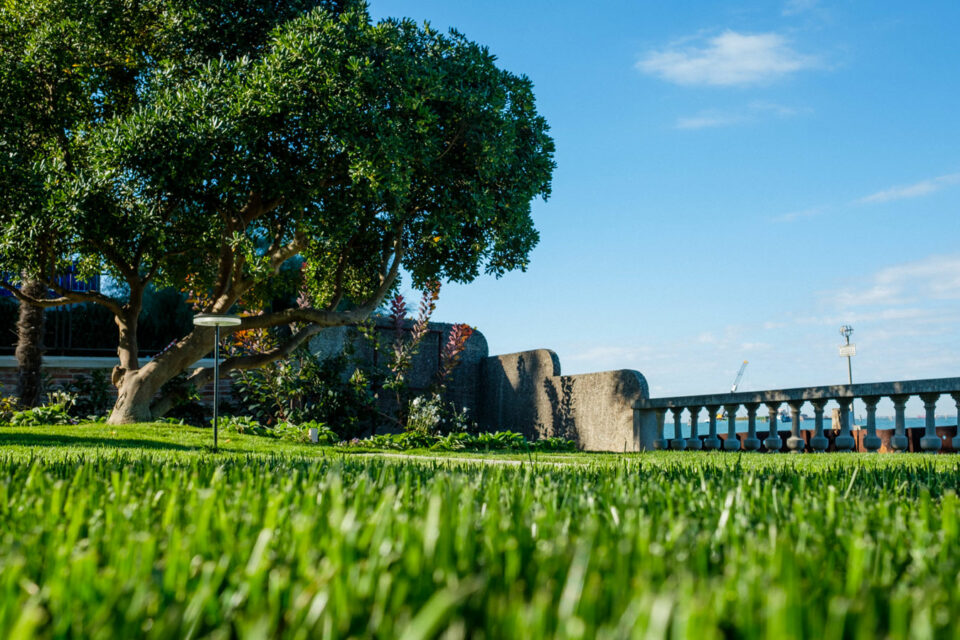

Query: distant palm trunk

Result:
[15,278,46,407]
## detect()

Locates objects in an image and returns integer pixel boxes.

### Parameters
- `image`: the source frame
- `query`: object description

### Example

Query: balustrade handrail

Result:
[634,376,960,453]
[634,376,960,410]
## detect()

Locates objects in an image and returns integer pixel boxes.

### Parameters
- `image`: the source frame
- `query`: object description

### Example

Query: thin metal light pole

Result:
[845,333,853,385]
[192,314,240,453]
[213,325,220,452]
[840,325,854,385]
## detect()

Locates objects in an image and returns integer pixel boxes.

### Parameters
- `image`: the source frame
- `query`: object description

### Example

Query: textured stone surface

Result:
[477,349,655,451]
[309,320,489,419]
[476,349,560,440]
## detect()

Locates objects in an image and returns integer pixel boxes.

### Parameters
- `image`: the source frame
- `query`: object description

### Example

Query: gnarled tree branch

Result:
[236,237,403,330]
[0,280,74,307]
[47,280,125,316]
[0,279,124,316]
[179,323,323,399]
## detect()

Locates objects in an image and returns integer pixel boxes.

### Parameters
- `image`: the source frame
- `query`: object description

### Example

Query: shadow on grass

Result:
[0,432,197,451]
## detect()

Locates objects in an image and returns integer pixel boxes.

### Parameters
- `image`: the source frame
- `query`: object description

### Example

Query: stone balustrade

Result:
[634,377,960,453]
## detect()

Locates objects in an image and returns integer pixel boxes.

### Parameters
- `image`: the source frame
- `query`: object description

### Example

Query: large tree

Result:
[0,1,555,424]
[0,0,332,411]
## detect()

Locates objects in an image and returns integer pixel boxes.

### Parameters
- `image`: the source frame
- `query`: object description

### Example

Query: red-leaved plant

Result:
[386,282,439,384]
[382,282,440,427]
[437,323,474,388]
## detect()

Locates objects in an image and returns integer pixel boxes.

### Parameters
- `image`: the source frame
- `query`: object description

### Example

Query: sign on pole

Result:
[838,344,856,357]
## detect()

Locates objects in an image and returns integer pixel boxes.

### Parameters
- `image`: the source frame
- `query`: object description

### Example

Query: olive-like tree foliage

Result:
[0,1,555,423]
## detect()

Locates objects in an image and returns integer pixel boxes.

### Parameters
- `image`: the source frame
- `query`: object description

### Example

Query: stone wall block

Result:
[477,349,653,451]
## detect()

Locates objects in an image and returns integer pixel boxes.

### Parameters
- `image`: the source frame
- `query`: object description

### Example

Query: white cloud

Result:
[829,255,960,308]
[676,101,808,130]
[774,170,960,223]
[858,172,960,204]
[675,112,745,130]
[638,31,819,87]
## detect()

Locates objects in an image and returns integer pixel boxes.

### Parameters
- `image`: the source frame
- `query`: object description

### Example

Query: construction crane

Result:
[730,360,748,393]
[719,361,748,420]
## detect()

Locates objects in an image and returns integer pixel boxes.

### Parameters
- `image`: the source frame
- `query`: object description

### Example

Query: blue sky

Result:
[369,0,960,414]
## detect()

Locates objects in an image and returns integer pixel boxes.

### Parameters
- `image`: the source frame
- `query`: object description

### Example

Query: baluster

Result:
[653,409,667,450]
[704,405,721,450]
[862,396,881,452]
[810,399,828,452]
[724,404,741,451]
[670,407,686,451]
[835,397,855,451]
[787,401,805,453]
[920,393,942,452]
[952,393,960,452]
[891,394,909,452]
[743,403,761,451]
[686,406,703,450]
[764,402,783,452]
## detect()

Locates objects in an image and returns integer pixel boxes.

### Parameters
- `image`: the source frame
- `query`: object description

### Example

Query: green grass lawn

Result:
[2,424,960,638]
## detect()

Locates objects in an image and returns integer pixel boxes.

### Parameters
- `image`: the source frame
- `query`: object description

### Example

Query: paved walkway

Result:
[356,452,581,467]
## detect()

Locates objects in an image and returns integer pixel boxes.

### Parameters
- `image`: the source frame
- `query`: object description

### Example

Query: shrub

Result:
[403,394,476,437]
[272,420,338,444]
[8,391,78,426]
[405,395,444,435]
[292,420,338,445]
[337,430,577,453]
[442,403,475,434]
[60,370,112,418]
[229,285,478,439]
[217,415,273,437]
[528,436,579,452]
[10,404,76,426]
[160,373,207,426]
[468,431,527,451]
[231,346,377,440]
[0,395,18,425]
[212,415,338,445]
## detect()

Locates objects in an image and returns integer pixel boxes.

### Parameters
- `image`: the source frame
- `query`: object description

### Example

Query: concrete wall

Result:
[477,349,657,452]
[2,333,654,452]
[309,320,489,420]
[476,349,560,439]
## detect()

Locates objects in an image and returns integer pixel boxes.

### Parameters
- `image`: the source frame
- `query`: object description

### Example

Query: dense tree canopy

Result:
[0,0,555,423]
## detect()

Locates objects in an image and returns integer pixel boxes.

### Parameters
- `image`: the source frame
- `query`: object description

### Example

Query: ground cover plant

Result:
[338,430,579,453]
[3,425,960,638]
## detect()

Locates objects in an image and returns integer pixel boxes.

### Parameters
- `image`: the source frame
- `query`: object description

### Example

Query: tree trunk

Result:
[15,279,46,407]
[107,325,213,424]
[109,369,167,423]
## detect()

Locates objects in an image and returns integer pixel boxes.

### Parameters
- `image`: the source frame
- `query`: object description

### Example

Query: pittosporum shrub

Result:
[61,370,112,418]
[230,347,377,441]
[160,373,207,426]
